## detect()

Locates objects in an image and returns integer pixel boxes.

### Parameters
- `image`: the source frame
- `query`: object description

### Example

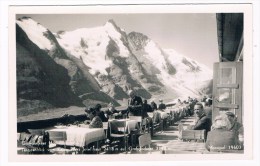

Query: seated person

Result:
[85,108,103,128]
[127,90,143,116]
[158,99,166,110]
[178,98,183,105]
[202,96,207,102]
[204,99,213,121]
[225,111,244,145]
[206,114,242,151]
[105,102,122,119]
[188,96,193,103]
[152,110,162,124]
[94,104,108,122]
[188,103,212,136]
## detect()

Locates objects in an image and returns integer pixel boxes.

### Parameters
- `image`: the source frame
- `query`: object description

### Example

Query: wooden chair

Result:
[141,118,151,134]
[109,120,130,152]
[129,116,142,122]
[152,111,163,134]
[138,133,152,153]
[178,124,206,142]
[129,116,142,129]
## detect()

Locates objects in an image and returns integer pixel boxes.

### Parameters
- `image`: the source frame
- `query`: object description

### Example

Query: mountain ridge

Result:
[16,17,213,116]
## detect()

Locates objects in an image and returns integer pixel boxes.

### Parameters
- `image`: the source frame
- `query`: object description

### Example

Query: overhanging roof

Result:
[216,13,243,62]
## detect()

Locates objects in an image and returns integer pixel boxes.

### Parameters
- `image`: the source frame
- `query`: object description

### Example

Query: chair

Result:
[138,133,152,153]
[109,120,130,152]
[18,129,49,154]
[141,118,151,134]
[178,125,206,142]
[152,111,163,133]
[28,129,45,135]
[129,116,142,122]
[129,116,142,129]
[47,131,67,154]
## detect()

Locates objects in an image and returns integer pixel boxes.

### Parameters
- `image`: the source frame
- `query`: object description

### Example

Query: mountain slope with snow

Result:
[16,17,213,116]
[56,19,164,101]
[127,31,213,99]
[16,17,120,116]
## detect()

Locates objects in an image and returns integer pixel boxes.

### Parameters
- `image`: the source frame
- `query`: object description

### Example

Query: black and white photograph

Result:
[7,4,255,162]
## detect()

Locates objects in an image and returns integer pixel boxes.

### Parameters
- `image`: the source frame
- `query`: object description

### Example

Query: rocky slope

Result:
[16,17,119,116]
[16,17,213,116]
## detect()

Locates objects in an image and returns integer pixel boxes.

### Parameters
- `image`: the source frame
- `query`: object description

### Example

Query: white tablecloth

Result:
[109,119,139,134]
[157,111,169,119]
[47,126,106,147]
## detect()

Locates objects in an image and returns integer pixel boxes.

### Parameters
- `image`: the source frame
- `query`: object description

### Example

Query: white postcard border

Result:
[8,3,253,163]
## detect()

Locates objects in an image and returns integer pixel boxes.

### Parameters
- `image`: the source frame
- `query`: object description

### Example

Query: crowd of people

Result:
[83,90,243,152]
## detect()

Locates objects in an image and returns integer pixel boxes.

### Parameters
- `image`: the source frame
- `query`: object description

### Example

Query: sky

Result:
[17,14,219,69]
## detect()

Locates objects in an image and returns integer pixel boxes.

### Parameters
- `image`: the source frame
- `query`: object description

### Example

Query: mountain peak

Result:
[16,17,53,50]
[107,19,117,25]
[105,19,117,28]
[104,19,124,34]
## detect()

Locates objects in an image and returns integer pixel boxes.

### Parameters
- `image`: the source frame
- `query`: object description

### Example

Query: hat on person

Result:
[159,99,163,102]
[225,111,235,117]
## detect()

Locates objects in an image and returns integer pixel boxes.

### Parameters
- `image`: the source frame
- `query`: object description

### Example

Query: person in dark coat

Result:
[158,99,166,110]
[127,90,143,116]
[150,101,157,111]
[94,104,108,122]
[142,100,153,115]
[204,98,213,121]
[142,100,154,136]
[190,103,212,137]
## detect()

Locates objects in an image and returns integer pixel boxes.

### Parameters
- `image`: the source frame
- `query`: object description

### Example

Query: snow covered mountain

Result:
[16,17,212,115]
[127,31,213,100]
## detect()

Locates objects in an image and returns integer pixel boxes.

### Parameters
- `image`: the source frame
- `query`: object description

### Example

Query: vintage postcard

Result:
[8,3,253,163]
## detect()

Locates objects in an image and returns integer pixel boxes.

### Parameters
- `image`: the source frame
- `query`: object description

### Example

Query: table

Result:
[47,126,106,147]
[147,112,153,118]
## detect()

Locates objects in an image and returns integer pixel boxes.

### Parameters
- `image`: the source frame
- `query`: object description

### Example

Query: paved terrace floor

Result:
[18,114,244,155]
[128,116,209,154]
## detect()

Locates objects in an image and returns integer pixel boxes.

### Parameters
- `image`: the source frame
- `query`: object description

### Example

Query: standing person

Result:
[127,90,143,116]
[188,98,196,116]
[150,101,157,111]
[188,96,193,103]
[158,99,166,110]
[142,100,153,116]
[189,103,212,137]
[142,100,154,136]
[202,96,207,102]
